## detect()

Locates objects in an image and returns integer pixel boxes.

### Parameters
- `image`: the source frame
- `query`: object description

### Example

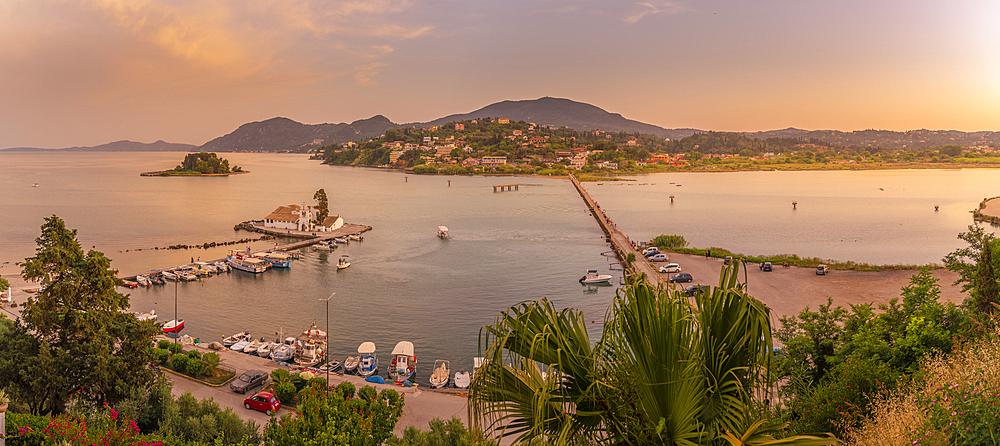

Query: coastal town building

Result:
[454,123,465,130]
[481,156,508,168]
[262,204,344,232]
[570,154,588,170]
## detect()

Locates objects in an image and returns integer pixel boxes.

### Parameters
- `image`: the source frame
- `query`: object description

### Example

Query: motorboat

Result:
[579,269,613,284]
[161,271,178,282]
[389,341,416,383]
[296,343,324,367]
[334,237,349,244]
[453,370,470,389]
[256,341,277,359]
[213,261,231,273]
[437,226,449,238]
[120,280,138,289]
[272,336,299,363]
[163,319,184,334]
[429,360,450,388]
[134,309,157,321]
[193,262,216,276]
[318,360,342,373]
[177,270,198,281]
[222,331,252,347]
[230,338,252,352]
[344,355,359,373]
[135,275,151,287]
[349,234,363,241]
[337,255,350,270]
[357,342,378,378]
[243,339,263,355]
[258,252,292,268]
[151,275,165,285]
[227,251,269,273]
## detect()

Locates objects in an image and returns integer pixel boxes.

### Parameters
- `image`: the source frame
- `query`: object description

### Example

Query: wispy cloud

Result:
[623,1,682,24]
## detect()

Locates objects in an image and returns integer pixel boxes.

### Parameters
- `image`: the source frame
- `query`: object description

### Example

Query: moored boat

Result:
[136,275,151,287]
[161,271,178,282]
[163,319,185,334]
[230,338,252,352]
[579,269,613,284]
[349,234,363,241]
[120,280,138,289]
[213,261,231,272]
[334,237,348,244]
[453,370,470,389]
[389,341,416,383]
[227,251,269,273]
[256,341,277,359]
[343,355,359,373]
[259,252,292,268]
[271,337,299,363]
[243,339,263,355]
[357,342,378,378]
[134,309,157,321]
[295,323,327,367]
[222,331,252,347]
[429,360,450,388]
[318,360,342,372]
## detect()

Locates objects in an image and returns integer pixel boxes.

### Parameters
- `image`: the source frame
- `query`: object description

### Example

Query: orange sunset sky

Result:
[1,0,999,148]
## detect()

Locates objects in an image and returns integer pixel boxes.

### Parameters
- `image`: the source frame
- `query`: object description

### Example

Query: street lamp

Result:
[319,292,335,395]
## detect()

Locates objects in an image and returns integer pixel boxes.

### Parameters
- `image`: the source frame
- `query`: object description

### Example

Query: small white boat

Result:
[453,370,470,389]
[349,234,363,241]
[296,343,324,367]
[135,275,151,287]
[178,270,198,281]
[337,255,350,270]
[243,339,263,355]
[222,331,252,347]
[437,225,449,238]
[193,262,216,275]
[389,341,416,383]
[429,360,450,388]
[318,360,342,372]
[161,271,178,282]
[134,309,157,321]
[230,338,251,352]
[163,319,184,334]
[579,269,613,284]
[213,261,231,272]
[344,355,359,373]
[120,280,138,289]
[357,342,378,378]
[272,337,299,363]
[227,252,269,273]
[259,252,292,268]
[334,237,349,244]
[257,341,276,359]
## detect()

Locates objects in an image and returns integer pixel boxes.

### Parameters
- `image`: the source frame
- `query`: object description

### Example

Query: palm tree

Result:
[469,262,838,445]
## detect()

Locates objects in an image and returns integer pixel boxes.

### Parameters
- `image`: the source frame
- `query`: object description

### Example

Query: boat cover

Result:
[358,341,376,354]
[365,376,386,384]
[391,341,414,356]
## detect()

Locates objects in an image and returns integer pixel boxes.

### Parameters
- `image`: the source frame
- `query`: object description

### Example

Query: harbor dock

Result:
[568,174,665,286]
[123,222,371,280]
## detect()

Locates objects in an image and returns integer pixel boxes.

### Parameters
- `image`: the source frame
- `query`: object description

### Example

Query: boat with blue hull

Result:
[259,252,292,268]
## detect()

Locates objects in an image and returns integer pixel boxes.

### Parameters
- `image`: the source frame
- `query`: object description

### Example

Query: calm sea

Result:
[2,153,997,378]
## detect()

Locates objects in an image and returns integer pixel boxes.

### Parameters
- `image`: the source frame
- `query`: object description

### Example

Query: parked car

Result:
[244,391,280,416]
[816,264,829,275]
[761,262,773,272]
[669,273,693,283]
[724,256,733,265]
[642,247,659,256]
[649,253,670,262]
[684,284,710,296]
[658,263,681,273]
[230,369,268,394]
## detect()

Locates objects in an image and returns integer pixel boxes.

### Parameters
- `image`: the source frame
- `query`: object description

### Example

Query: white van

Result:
[648,253,669,262]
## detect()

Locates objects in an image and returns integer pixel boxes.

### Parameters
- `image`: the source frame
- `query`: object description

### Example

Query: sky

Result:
[2,0,999,148]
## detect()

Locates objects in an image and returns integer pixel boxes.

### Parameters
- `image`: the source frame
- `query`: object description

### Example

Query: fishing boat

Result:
[453,370,470,389]
[349,234,363,241]
[163,319,184,334]
[213,261,231,272]
[151,275,165,285]
[357,342,378,378]
[389,341,416,383]
[334,237,349,244]
[437,226,449,238]
[295,323,327,367]
[429,360,450,388]
[134,309,157,321]
[222,331,252,347]
[344,355,359,373]
[120,280,138,289]
[579,269,613,284]
[230,338,252,352]
[135,275,151,287]
[161,270,178,282]
[243,338,263,355]
[256,341,277,359]
[258,252,292,268]
[271,337,299,363]
[318,359,342,372]
[337,255,350,270]
[177,269,198,281]
[226,251,269,273]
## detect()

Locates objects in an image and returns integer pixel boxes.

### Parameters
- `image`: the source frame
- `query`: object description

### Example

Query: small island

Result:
[141,152,246,176]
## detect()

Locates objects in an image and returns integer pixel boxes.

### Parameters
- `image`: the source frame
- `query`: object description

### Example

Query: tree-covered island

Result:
[141,152,245,176]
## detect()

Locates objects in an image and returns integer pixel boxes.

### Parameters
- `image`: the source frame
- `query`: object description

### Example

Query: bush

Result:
[289,374,307,391]
[275,382,297,405]
[309,377,328,389]
[336,381,356,399]
[202,352,220,373]
[358,386,377,403]
[387,417,483,446]
[168,342,183,354]
[153,348,171,365]
[186,350,201,360]
[185,358,205,377]
[412,165,438,174]
[651,234,688,249]
[271,368,290,385]
[158,340,172,350]
[170,353,188,372]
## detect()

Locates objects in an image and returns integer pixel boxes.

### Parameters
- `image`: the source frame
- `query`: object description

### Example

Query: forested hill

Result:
[744,128,1000,150]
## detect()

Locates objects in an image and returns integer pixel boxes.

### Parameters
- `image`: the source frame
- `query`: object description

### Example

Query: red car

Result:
[244,391,280,416]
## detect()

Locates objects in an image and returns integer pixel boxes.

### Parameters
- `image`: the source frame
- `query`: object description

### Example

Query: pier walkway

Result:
[123,223,371,279]
[568,175,666,287]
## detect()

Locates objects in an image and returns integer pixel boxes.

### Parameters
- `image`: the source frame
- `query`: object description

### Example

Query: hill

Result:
[1,140,197,152]
[417,97,700,140]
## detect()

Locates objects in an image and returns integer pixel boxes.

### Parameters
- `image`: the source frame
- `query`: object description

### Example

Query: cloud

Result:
[624,1,682,24]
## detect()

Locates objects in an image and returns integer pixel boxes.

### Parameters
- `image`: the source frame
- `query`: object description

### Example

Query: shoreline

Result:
[140,170,249,176]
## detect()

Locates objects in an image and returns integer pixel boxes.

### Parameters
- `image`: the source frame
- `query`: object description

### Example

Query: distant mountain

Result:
[196,115,403,153]
[744,128,1000,149]
[417,97,700,140]
[1,140,196,152]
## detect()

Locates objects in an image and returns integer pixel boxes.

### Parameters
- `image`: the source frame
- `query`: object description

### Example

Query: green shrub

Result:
[275,382,297,405]
[387,417,483,446]
[170,353,188,372]
[271,369,290,385]
[186,350,201,360]
[158,340,172,350]
[309,377,328,389]
[412,165,438,174]
[358,386,377,402]
[153,348,171,365]
[651,234,688,249]
[168,342,183,354]
[185,358,205,377]
[289,374,306,391]
[202,352,220,373]
[336,381,356,399]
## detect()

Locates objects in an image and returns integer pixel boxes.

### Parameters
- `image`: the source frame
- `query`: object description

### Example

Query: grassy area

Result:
[668,247,939,272]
